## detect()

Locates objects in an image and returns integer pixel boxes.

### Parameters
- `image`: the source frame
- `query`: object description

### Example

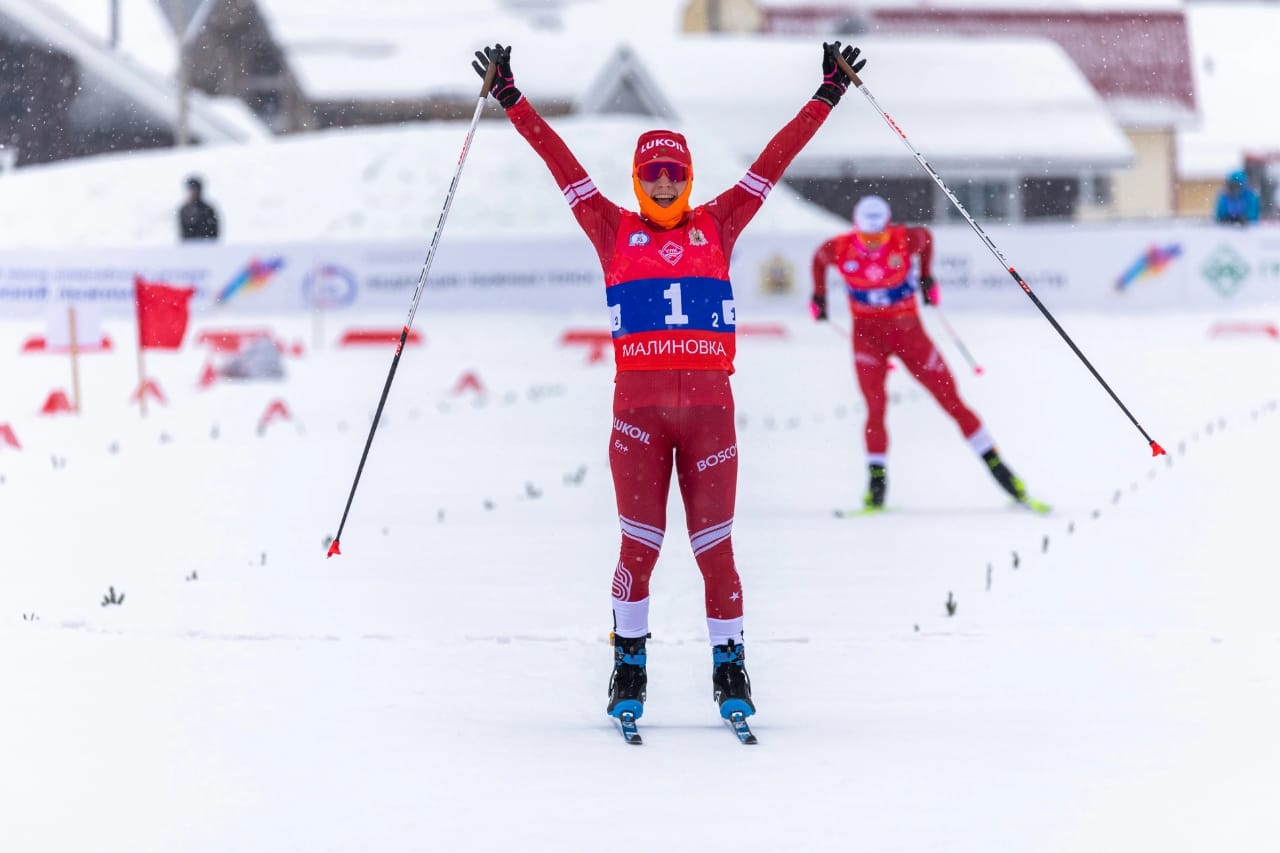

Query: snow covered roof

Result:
[0,0,257,143]
[1178,3,1280,181]
[253,0,686,102]
[38,0,178,76]
[0,112,847,249]
[868,7,1197,129]
[601,35,1133,178]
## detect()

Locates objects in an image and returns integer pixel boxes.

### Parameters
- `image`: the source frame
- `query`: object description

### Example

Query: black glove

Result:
[471,44,522,109]
[813,42,865,107]
[920,275,938,305]
[810,293,828,321]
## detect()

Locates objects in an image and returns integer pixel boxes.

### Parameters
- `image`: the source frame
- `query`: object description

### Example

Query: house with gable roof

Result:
[696,0,1199,221]
[579,34,1134,223]
[0,0,261,167]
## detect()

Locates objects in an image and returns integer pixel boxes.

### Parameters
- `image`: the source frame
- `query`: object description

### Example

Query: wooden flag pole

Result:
[68,304,82,413]
[136,348,148,417]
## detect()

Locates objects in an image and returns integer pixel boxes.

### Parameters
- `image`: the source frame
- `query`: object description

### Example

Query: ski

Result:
[834,505,886,518]
[724,711,758,745]
[615,711,643,745]
[1017,496,1053,515]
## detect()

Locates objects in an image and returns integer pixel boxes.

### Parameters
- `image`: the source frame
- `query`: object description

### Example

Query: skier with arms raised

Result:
[474,41,866,739]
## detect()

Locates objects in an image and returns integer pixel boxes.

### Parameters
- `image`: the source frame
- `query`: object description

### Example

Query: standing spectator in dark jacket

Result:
[179,176,219,241]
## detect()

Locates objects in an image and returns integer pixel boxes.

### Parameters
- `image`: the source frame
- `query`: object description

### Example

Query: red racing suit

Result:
[508,97,832,640]
[812,225,982,457]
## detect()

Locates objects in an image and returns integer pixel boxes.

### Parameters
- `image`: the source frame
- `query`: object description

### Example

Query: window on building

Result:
[783,176,935,224]
[1091,174,1113,205]
[1021,177,1079,220]
[942,179,1012,222]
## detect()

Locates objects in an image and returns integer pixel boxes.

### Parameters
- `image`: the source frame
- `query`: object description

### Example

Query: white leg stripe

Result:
[690,519,733,555]
[620,515,664,551]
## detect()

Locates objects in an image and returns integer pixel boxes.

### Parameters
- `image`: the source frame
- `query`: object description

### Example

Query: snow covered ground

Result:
[2,300,1278,851]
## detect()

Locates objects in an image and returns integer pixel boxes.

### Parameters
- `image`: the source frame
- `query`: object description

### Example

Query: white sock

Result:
[707,616,744,646]
[966,426,994,456]
[612,596,650,638]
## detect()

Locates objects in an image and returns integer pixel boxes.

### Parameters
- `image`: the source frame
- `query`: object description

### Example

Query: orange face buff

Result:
[632,130,694,230]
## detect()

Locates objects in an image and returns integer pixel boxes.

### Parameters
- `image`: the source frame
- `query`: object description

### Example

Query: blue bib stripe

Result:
[607,276,736,338]
[848,281,914,307]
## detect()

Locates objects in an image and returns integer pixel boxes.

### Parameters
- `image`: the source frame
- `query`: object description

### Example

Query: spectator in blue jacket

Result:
[1215,170,1260,226]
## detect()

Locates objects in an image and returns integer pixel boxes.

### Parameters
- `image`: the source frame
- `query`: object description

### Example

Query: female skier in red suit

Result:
[474,41,866,726]
[811,195,1045,513]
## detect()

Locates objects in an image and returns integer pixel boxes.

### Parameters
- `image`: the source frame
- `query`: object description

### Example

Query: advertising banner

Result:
[1,224,1278,320]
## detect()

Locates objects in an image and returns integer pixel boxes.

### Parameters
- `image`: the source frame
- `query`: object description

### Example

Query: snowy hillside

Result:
[0,112,847,249]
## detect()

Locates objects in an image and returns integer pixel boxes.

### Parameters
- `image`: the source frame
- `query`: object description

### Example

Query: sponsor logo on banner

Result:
[1201,244,1250,298]
[1115,244,1182,291]
[217,257,285,303]
[302,263,358,309]
[659,241,684,265]
[628,231,650,247]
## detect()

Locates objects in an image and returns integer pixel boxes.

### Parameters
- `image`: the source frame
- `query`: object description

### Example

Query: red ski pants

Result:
[608,370,743,621]
[852,312,982,455]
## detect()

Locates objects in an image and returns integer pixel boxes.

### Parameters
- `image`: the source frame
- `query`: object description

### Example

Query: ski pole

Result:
[930,305,984,376]
[834,53,1165,457]
[327,62,498,558]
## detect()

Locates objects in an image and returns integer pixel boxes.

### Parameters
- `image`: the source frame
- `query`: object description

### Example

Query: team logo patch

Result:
[628,231,650,247]
[659,241,684,265]
[688,227,707,246]
[842,260,860,273]
[889,254,904,269]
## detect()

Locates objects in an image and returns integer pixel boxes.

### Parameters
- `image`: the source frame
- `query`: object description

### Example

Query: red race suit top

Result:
[812,225,933,319]
[507,97,832,373]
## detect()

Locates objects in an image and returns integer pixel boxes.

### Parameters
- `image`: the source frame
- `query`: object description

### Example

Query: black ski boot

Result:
[982,449,1027,501]
[711,641,755,719]
[863,463,887,510]
[607,633,648,720]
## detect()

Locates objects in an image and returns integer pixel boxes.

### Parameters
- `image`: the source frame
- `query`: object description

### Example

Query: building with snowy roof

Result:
[0,0,264,167]
[713,0,1198,221]
[581,34,1132,223]
[156,0,1130,223]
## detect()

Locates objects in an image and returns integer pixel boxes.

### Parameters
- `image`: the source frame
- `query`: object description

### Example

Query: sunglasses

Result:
[636,161,689,183]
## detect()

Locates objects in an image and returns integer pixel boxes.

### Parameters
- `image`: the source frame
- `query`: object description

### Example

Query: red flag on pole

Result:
[135,277,195,350]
